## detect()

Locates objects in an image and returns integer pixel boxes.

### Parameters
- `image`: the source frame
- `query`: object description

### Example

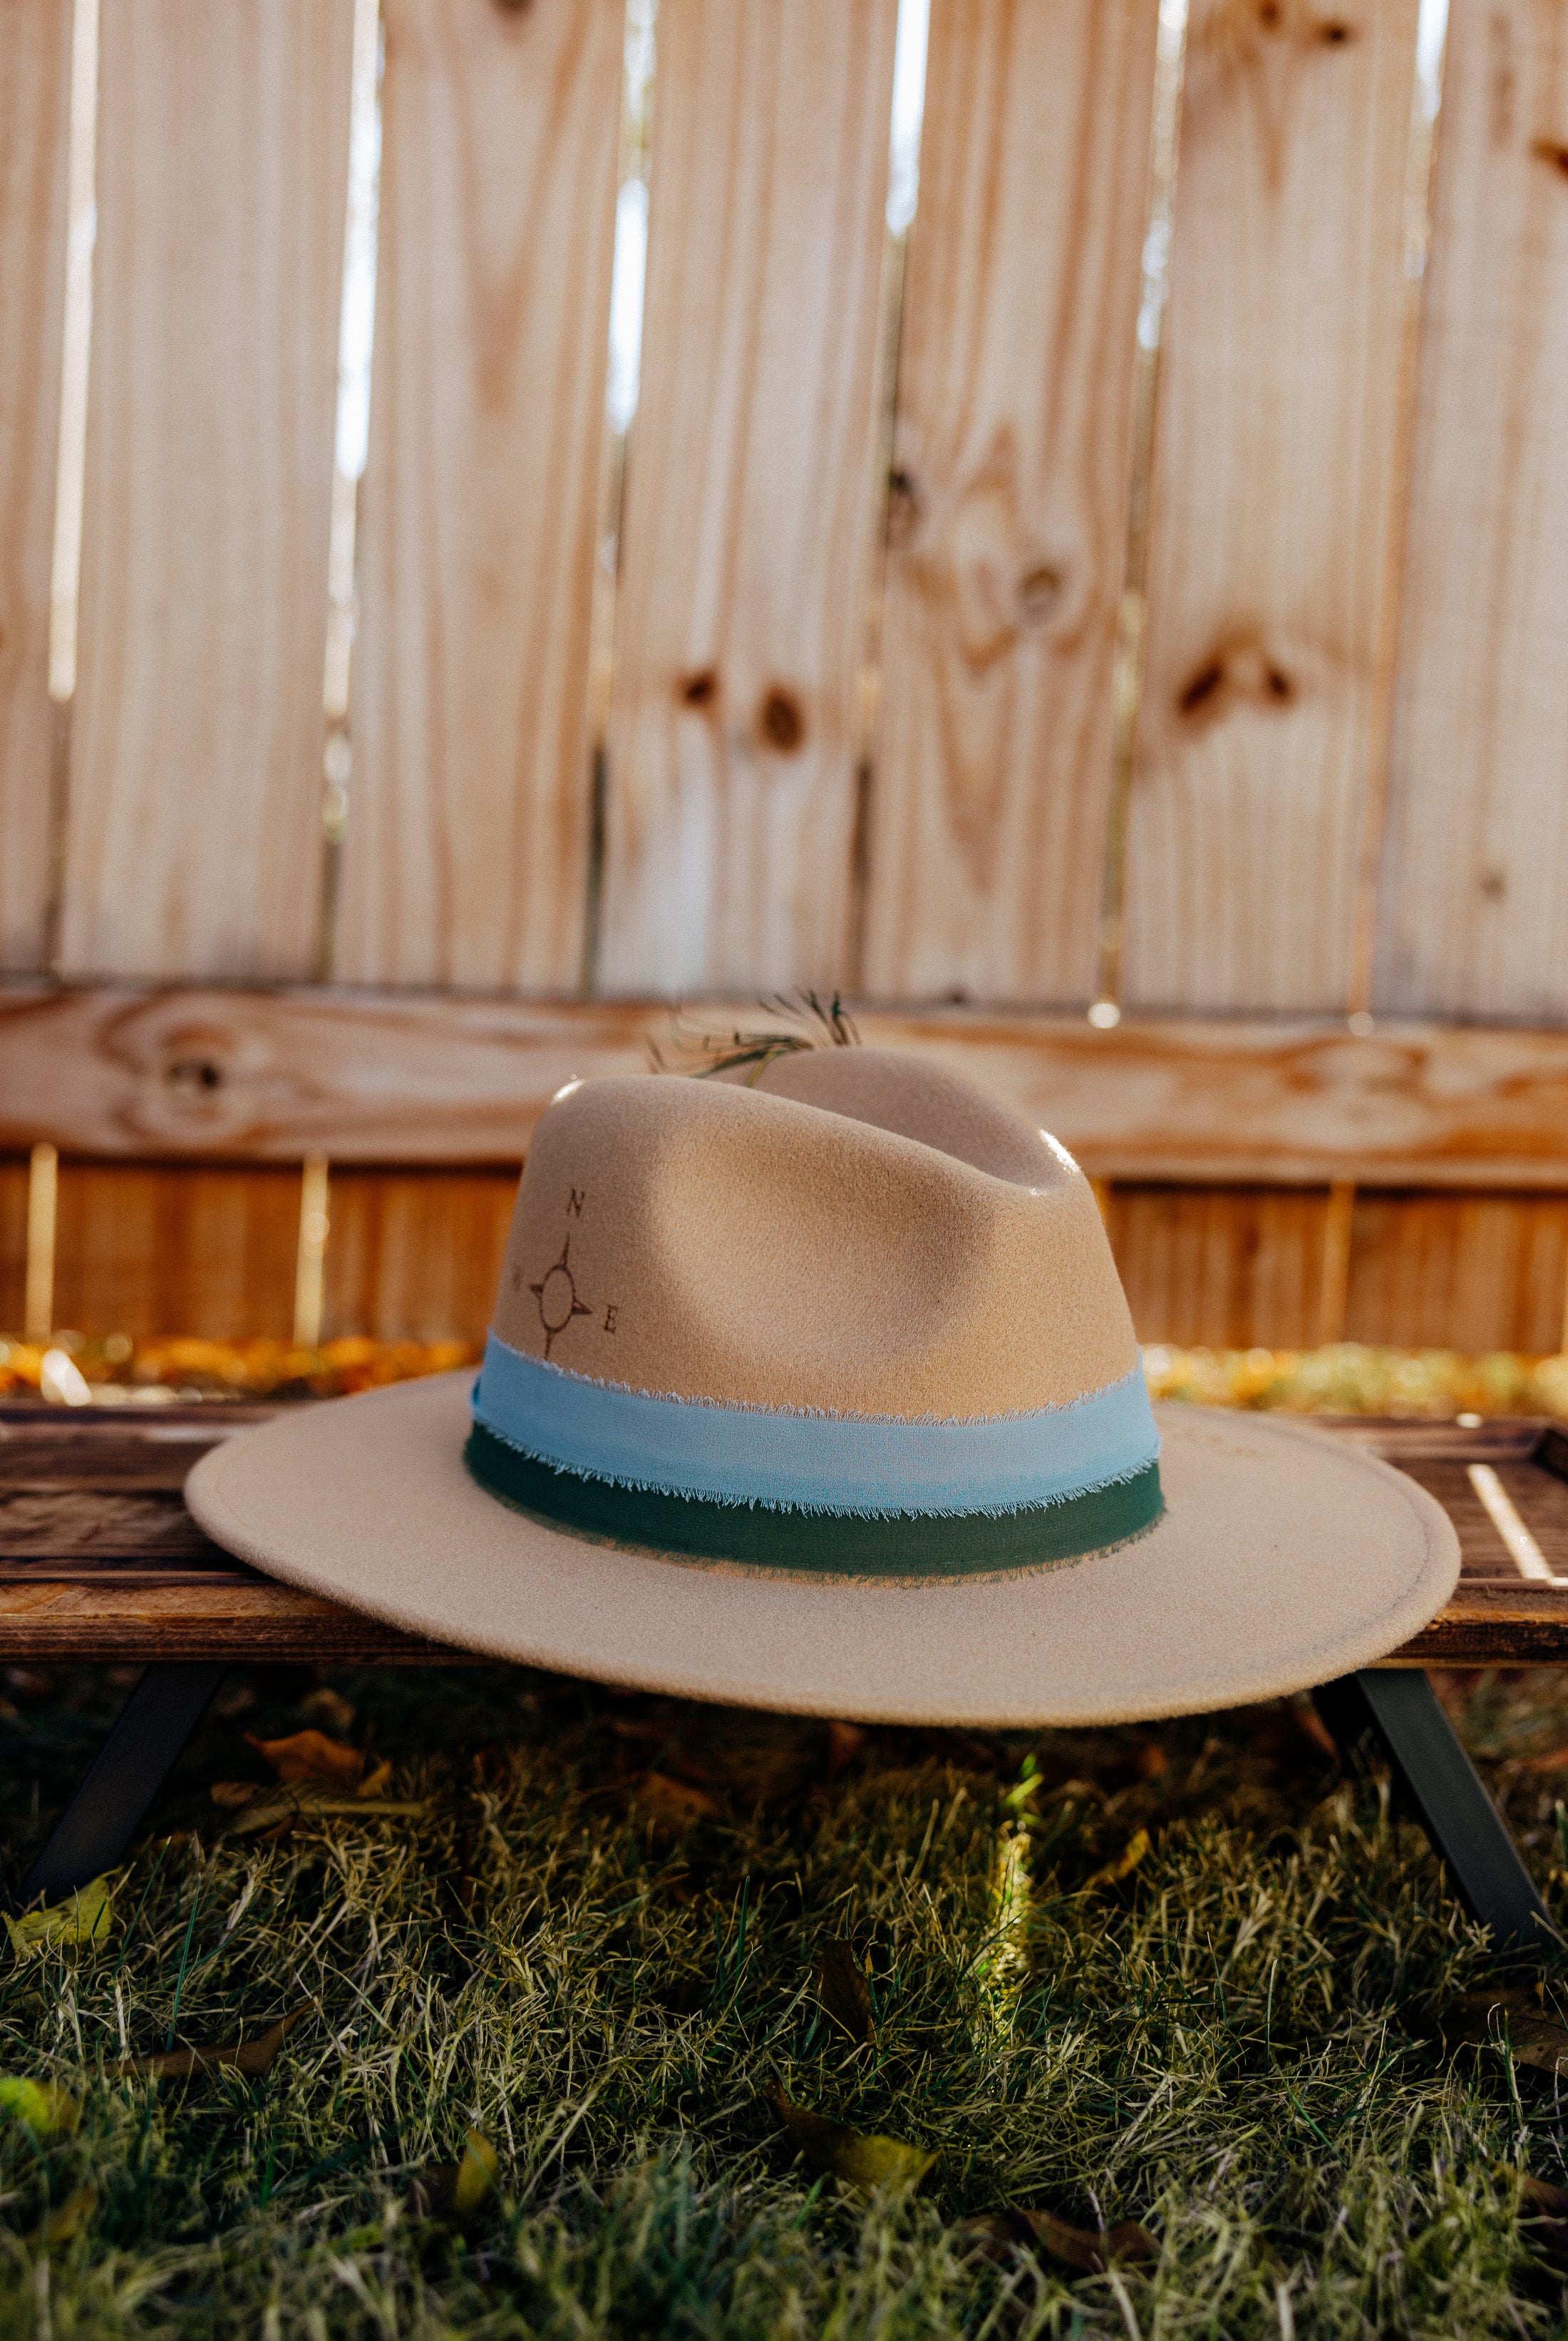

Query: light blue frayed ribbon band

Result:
[471,1333,1159,1519]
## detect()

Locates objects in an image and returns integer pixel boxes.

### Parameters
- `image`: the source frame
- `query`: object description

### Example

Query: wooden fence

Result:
[3,0,1567,1356]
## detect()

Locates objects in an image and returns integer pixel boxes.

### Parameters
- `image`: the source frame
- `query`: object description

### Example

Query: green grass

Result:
[0,1663,1565,2337]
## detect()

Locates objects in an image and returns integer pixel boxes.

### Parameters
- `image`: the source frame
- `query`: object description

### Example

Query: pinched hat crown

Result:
[467,1049,1163,1576]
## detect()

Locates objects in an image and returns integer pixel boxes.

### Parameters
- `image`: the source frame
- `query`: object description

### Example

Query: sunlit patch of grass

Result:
[0,1665,1561,2333]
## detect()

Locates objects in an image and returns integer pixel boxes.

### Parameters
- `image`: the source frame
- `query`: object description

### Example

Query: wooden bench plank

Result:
[1,1404,1566,1669]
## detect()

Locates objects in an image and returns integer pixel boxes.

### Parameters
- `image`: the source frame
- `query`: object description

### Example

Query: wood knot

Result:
[492,0,533,14]
[886,468,921,550]
[1176,639,1296,726]
[1532,139,1568,180]
[164,1056,225,1096]
[678,668,718,709]
[1480,866,1508,901]
[1016,563,1065,627]
[1258,1,1281,26]
[758,687,805,753]
[1177,659,1223,716]
[1317,18,1353,42]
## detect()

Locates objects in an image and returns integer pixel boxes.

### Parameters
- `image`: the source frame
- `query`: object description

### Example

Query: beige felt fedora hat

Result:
[187,1045,1459,1726]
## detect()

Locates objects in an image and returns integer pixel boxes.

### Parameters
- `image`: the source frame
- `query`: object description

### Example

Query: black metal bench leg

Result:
[15,1663,226,1911]
[1313,1669,1557,1956]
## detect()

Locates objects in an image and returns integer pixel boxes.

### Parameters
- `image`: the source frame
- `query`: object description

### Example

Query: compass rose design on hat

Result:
[530,1235,592,1359]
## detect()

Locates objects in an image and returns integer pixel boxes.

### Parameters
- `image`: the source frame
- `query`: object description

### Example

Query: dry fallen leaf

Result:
[1445,1992,1568,2077]
[246,1729,363,1789]
[210,1781,261,1812]
[636,1772,721,1824]
[37,2186,96,2248]
[1291,1701,1340,1761]
[5,1875,113,1959]
[817,1940,875,2045]
[113,2004,311,2081]
[770,2092,934,2195]
[1085,1829,1150,1892]
[225,1786,427,1839]
[1498,2167,1568,2269]
[827,1722,867,1772]
[1517,2171,1568,2218]
[408,2128,500,2222]
[0,2077,77,2136]
[957,2206,1157,2274]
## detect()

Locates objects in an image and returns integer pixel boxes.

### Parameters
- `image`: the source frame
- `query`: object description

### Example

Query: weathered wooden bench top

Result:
[1,1404,1564,1672]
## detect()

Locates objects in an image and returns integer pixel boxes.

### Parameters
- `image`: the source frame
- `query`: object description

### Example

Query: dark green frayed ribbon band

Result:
[465,1421,1163,1580]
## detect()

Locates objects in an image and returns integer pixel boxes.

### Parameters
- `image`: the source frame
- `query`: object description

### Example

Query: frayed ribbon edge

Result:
[468,1412,1160,1521]
[486,1339,1151,1429]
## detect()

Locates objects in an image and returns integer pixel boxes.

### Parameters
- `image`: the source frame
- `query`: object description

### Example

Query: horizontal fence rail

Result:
[4,987,1568,1185]
[4,985,1568,1357]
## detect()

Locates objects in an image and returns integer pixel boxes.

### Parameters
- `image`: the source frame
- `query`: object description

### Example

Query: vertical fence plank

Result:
[1375,0,1568,1021]
[0,0,71,971]
[323,1168,518,1341]
[339,0,624,990]
[1107,1185,1332,1347]
[1122,0,1421,1011]
[863,0,1157,1005]
[1345,1194,1568,1354]
[59,0,353,979]
[51,1165,301,1339]
[599,0,899,994]
[0,1159,28,1334]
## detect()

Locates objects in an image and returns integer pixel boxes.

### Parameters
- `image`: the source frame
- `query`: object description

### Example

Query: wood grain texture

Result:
[59,0,354,979]
[0,1158,29,1333]
[0,0,71,972]
[0,1575,456,1663]
[1376,0,1568,1019]
[339,0,622,989]
[1108,1184,1332,1347]
[1123,0,1421,1011]
[28,1159,1568,1352]
[1401,1454,1568,1578]
[0,1411,1562,1666]
[51,1163,301,1339]
[7,987,1568,1187]
[0,1488,224,1563]
[1345,1192,1568,1354]
[863,0,1157,1002]
[599,0,899,993]
[324,1168,518,1342]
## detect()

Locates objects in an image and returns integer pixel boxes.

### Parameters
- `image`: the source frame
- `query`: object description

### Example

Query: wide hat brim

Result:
[186,1374,1458,1727]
